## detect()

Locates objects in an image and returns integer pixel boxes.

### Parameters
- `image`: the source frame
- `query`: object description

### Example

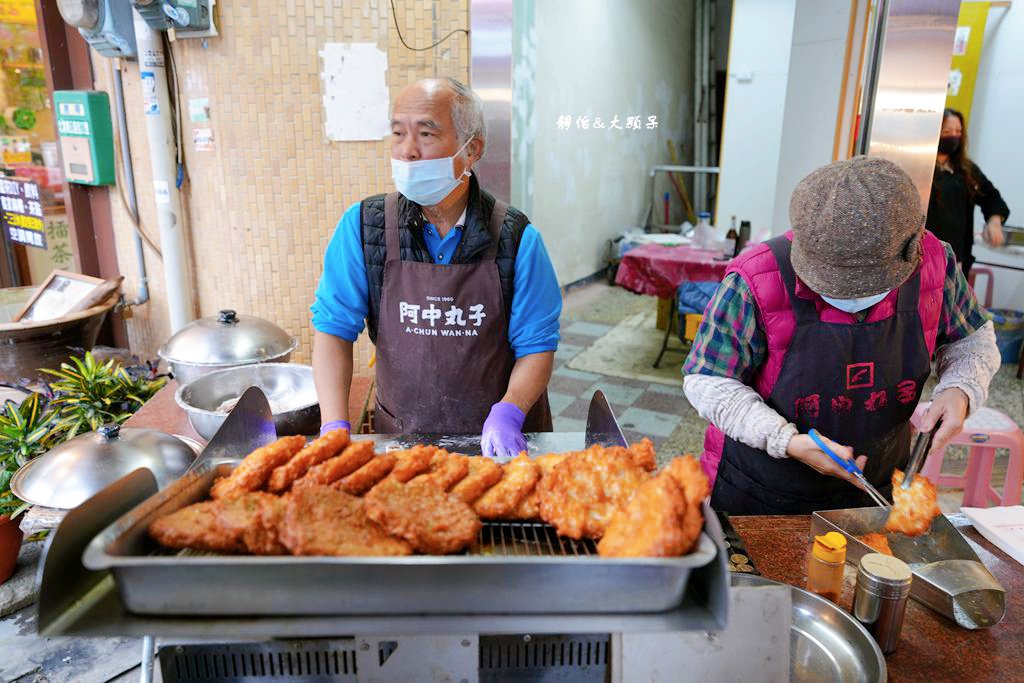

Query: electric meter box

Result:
[53,91,115,186]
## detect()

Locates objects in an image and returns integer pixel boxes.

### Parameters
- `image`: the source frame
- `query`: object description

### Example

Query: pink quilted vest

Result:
[700,231,947,484]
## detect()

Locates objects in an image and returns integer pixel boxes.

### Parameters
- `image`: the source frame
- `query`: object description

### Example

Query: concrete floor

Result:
[558,282,1024,512]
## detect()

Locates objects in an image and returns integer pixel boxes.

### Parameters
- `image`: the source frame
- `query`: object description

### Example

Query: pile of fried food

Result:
[856,468,942,556]
[148,431,710,559]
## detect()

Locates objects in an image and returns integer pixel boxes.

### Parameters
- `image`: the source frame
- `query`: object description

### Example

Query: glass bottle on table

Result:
[807,531,847,603]
[725,215,738,257]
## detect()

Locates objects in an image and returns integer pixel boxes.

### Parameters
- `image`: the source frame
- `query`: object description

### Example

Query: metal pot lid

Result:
[10,424,199,510]
[157,309,297,366]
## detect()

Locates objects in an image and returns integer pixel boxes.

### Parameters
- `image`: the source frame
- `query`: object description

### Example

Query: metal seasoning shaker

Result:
[852,553,913,654]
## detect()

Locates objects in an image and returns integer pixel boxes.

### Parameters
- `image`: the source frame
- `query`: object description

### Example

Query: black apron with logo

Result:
[373,192,552,435]
[710,237,931,515]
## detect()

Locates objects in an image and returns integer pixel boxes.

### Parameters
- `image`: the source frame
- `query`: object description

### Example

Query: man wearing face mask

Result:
[310,78,561,457]
[682,157,1001,515]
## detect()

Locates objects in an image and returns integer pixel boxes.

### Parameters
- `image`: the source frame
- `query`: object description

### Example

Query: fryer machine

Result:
[33,389,881,681]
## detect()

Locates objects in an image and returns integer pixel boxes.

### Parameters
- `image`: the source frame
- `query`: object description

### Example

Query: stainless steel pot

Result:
[158,309,297,384]
[175,363,320,439]
[11,424,199,510]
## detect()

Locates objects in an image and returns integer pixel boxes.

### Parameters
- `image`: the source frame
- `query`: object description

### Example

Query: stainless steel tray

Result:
[83,453,717,617]
[731,574,887,683]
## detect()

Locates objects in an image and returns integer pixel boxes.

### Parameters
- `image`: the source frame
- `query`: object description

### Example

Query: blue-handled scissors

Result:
[808,429,890,507]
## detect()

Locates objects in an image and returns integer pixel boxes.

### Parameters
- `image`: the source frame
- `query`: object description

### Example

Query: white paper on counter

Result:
[961,505,1024,567]
[319,42,389,142]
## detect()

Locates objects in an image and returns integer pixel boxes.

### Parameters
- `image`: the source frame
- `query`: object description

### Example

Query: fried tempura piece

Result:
[507,453,567,520]
[450,456,503,504]
[279,485,411,556]
[389,446,438,483]
[365,478,481,554]
[538,446,651,540]
[148,501,244,553]
[267,429,350,493]
[293,440,376,489]
[859,532,894,556]
[663,455,711,554]
[598,473,688,557]
[216,492,287,555]
[885,469,941,537]
[628,438,658,472]
[473,454,540,520]
[411,452,470,491]
[335,454,397,496]
[210,436,307,500]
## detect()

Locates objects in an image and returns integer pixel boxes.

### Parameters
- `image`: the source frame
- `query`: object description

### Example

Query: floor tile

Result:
[565,321,614,337]
[546,391,575,416]
[555,343,585,362]
[645,382,687,398]
[617,406,683,438]
[549,375,598,399]
[553,366,604,382]
[633,389,690,415]
[559,331,598,348]
[587,382,644,407]
[553,416,586,433]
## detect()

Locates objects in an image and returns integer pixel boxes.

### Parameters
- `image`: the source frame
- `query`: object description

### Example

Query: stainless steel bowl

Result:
[167,352,294,387]
[175,363,320,439]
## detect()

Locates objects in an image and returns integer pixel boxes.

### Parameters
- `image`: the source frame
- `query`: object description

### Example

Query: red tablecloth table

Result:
[615,243,730,299]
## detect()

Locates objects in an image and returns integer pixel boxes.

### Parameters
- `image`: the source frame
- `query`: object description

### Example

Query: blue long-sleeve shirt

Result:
[311,202,561,358]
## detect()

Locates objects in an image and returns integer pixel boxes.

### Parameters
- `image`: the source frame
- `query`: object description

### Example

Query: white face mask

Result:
[821,290,891,313]
[391,136,474,206]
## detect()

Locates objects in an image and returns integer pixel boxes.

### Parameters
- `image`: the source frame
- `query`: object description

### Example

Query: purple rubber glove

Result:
[320,419,351,436]
[481,402,527,459]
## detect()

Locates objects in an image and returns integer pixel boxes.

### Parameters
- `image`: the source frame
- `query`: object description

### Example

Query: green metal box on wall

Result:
[53,91,116,186]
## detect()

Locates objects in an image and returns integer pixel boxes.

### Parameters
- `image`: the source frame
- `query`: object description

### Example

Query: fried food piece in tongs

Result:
[267,429,350,493]
[365,478,482,554]
[473,454,540,520]
[210,436,307,500]
[335,453,397,496]
[148,501,244,553]
[885,469,941,537]
[859,532,894,556]
[293,440,376,489]
[217,491,288,555]
[450,456,503,505]
[279,485,412,556]
[538,446,651,540]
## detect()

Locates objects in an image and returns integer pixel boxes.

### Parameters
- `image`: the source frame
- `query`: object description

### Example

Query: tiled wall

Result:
[92,0,470,374]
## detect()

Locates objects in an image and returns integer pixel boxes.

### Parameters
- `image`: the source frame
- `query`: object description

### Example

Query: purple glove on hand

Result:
[481,402,527,459]
[320,419,351,436]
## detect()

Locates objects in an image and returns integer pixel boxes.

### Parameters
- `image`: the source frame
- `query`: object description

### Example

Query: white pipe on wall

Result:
[131,10,193,333]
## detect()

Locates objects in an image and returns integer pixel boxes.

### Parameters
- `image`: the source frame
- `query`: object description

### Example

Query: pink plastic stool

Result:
[967,266,994,308]
[911,402,1024,507]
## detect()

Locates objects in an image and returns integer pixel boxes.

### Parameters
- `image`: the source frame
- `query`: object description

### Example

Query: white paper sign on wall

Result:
[319,43,390,142]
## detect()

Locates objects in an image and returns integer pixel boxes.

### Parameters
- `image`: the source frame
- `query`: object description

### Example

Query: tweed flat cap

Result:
[789,156,924,298]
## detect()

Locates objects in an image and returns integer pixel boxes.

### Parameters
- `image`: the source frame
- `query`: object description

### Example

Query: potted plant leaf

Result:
[0,391,56,583]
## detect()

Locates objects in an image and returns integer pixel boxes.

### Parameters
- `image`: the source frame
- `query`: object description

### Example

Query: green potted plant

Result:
[0,392,56,582]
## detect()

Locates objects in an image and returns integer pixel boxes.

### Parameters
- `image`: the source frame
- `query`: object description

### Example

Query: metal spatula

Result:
[902,420,940,489]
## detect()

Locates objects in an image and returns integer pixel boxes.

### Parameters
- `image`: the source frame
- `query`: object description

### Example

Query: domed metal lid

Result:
[11,425,199,510]
[157,309,297,367]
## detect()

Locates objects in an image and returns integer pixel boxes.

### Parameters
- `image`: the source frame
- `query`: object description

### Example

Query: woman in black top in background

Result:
[926,108,1010,275]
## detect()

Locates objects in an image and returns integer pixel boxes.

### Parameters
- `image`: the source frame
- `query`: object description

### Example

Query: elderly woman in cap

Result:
[683,156,1000,515]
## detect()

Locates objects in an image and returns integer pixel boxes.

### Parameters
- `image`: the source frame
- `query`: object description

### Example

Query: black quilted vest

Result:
[361,174,530,344]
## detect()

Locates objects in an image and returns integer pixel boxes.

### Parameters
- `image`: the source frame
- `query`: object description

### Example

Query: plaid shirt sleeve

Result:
[682,272,767,382]
[937,242,990,345]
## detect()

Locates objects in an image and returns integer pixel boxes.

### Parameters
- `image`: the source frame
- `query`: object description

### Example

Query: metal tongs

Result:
[902,420,940,490]
[808,429,891,507]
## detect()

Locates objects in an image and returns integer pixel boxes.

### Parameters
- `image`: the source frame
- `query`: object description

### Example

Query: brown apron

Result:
[373,192,553,435]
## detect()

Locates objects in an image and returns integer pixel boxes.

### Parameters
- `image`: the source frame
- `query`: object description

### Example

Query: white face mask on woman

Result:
[820,290,891,313]
[391,136,474,206]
